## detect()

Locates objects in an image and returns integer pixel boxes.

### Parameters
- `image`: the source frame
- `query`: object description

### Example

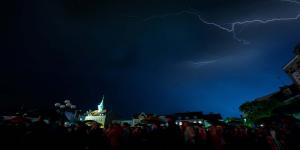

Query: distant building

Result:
[112,111,224,128]
[283,43,300,85]
[112,112,146,126]
[113,112,167,127]
[173,112,205,125]
[132,112,147,126]
[112,119,133,126]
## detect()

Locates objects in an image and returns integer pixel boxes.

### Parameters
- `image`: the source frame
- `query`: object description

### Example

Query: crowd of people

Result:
[1,115,300,150]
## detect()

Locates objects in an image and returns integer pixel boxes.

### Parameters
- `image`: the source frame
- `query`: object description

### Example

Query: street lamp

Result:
[54,103,61,107]
[64,99,70,103]
[65,103,72,107]
[70,105,76,109]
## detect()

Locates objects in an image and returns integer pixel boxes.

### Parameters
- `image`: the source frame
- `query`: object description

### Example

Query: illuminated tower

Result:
[85,95,107,128]
[98,95,104,112]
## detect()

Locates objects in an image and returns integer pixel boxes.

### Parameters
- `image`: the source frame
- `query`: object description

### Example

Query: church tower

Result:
[98,95,104,112]
[85,94,107,128]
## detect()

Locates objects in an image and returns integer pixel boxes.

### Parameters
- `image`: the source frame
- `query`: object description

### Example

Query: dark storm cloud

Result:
[2,0,300,116]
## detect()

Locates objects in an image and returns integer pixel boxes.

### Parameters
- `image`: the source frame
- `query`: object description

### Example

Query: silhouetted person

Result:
[25,115,49,150]
[107,123,122,150]
[164,119,183,150]
[87,122,108,150]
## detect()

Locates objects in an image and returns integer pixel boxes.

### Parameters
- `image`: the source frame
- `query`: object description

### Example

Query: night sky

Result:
[2,0,300,117]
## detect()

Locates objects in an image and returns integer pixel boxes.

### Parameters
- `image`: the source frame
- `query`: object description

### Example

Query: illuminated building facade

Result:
[173,112,204,125]
[85,96,106,128]
[112,112,223,128]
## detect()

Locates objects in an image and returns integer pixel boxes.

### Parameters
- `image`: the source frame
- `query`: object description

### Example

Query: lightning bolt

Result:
[140,1,300,44]
[186,59,219,67]
[192,60,218,65]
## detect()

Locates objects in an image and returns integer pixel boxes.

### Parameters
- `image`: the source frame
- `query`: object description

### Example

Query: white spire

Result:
[98,95,104,112]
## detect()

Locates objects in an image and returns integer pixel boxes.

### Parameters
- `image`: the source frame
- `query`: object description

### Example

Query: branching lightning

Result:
[141,1,300,44]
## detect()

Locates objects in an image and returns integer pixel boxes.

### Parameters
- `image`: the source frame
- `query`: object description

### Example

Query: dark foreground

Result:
[1,117,300,150]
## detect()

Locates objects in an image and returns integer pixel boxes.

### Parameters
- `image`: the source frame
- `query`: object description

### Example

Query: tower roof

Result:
[98,95,104,112]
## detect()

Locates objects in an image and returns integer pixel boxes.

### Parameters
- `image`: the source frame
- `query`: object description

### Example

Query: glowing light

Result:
[54,103,61,107]
[65,103,72,107]
[198,121,202,124]
[64,122,71,127]
[179,122,183,126]
[64,100,70,104]
[193,121,197,123]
